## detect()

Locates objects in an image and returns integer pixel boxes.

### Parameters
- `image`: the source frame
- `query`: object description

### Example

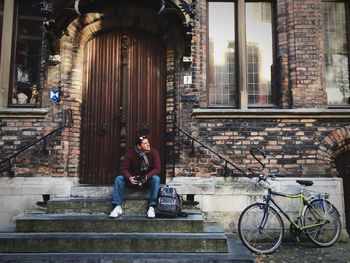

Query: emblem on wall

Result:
[50,89,60,103]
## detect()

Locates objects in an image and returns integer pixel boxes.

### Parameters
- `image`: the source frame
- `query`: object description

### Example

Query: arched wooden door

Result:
[336,151,350,234]
[80,31,166,185]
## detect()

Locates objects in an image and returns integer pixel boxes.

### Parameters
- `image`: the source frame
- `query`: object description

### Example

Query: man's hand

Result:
[129,176,138,185]
[140,176,147,184]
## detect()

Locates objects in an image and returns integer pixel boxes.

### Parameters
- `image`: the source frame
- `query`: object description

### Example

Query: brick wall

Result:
[174,117,350,177]
[282,0,327,108]
[173,0,349,178]
[1,0,349,181]
[0,108,68,177]
[191,0,327,110]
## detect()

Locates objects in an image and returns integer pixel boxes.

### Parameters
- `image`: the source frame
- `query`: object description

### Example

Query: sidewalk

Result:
[255,241,350,263]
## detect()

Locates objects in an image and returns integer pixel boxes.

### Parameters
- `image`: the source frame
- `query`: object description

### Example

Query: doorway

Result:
[79,31,166,185]
[336,151,350,234]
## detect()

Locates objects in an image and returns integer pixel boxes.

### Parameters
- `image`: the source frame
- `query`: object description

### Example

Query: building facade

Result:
[0,0,349,235]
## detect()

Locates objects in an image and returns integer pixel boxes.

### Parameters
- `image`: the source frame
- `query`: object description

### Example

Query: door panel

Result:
[127,32,165,155]
[80,31,165,185]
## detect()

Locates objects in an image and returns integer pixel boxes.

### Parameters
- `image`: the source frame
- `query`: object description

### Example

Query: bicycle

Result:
[238,173,341,254]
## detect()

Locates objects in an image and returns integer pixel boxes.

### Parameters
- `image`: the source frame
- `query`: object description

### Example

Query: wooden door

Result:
[80,31,166,185]
[336,151,350,234]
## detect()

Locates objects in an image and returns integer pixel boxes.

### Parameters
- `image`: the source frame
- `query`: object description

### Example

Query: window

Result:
[10,0,42,107]
[246,2,273,106]
[322,1,350,107]
[0,0,4,59]
[208,2,236,106]
[208,1,275,108]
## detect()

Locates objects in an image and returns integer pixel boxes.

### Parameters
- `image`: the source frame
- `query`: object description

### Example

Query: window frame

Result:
[0,0,43,109]
[0,0,14,109]
[9,0,42,108]
[322,0,350,108]
[206,1,238,108]
[206,0,278,109]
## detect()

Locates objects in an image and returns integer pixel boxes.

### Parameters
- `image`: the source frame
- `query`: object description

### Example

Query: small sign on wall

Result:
[183,56,192,63]
[184,75,192,85]
[50,89,60,103]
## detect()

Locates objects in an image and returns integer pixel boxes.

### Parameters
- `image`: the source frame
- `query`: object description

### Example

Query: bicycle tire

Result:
[303,199,341,247]
[238,202,284,254]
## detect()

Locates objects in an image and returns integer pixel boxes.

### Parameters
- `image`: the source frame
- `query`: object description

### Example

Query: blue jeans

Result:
[112,175,160,207]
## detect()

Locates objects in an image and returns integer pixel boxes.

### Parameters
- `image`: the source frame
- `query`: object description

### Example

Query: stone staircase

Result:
[0,186,255,262]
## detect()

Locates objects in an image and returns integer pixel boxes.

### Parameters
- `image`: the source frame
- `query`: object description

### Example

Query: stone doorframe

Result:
[47,1,189,181]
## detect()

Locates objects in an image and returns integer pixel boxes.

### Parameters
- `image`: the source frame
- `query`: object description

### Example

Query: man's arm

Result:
[121,150,139,185]
[121,150,133,180]
[145,148,161,180]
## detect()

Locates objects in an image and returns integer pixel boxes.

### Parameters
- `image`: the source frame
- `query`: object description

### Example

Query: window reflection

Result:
[11,0,42,106]
[208,1,274,108]
[322,1,350,106]
[246,2,273,106]
[208,2,236,106]
[0,0,3,58]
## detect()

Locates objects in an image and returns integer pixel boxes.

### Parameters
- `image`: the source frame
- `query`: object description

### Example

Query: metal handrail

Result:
[174,123,256,177]
[0,109,73,177]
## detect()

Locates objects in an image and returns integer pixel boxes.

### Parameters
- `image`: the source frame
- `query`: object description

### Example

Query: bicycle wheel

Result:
[238,202,284,254]
[303,199,341,247]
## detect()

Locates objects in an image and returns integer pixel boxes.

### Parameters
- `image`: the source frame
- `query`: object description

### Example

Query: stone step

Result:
[70,185,150,198]
[0,238,255,262]
[48,186,160,214]
[15,213,205,233]
[0,232,228,253]
[47,197,200,215]
[47,197,147,214]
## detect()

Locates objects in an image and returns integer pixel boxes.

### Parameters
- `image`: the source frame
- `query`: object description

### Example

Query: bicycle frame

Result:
[261,187,329,231]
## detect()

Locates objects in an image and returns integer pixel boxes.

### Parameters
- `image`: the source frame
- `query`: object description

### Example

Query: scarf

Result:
[135,146,150,173]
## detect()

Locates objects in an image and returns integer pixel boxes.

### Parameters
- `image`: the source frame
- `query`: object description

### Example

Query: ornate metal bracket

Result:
[179,0,197,19]
[158,0,196,39]
[39,0,58,56]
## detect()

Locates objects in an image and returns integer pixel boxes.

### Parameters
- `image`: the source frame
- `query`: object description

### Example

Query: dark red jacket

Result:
[121,148,161,180]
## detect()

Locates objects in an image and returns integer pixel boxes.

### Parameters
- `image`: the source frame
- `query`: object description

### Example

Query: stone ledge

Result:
[192,108,350,119]
[168,176,343,196]
[0,177,76,227]
[0,177,75,196]
[168,176,346,234]
[0,108,48,118]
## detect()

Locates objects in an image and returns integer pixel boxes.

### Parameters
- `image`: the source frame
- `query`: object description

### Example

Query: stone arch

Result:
[53,1,187,179]
[317,126,350,166]
[49,0,189,55]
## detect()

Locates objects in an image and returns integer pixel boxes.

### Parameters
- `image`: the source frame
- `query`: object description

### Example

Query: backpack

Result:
[155,186,187,218]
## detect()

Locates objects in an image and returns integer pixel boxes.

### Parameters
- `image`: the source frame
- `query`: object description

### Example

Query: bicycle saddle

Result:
[296,180,313,186]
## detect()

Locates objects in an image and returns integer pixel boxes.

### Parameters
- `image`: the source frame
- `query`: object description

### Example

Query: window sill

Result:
[192,108,350,119]
[0,108,48,118]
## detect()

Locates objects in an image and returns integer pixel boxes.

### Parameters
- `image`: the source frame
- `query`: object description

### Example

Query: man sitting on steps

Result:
[110,135,161,219]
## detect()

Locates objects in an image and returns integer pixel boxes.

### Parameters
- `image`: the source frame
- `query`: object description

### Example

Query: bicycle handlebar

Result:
[257,173,285,182]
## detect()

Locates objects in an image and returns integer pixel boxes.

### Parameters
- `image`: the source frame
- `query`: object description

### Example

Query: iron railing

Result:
[174,123,265,177]
[0,109,73,177]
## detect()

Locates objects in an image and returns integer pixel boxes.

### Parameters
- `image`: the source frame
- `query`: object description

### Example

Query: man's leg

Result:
[145,175,160,219]
[112,175,125,205]
[110,175,125,218]
[148,175,160,207]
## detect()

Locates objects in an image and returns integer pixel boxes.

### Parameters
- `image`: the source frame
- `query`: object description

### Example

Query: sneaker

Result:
[110,205,123,218]
[147,206,155,219]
